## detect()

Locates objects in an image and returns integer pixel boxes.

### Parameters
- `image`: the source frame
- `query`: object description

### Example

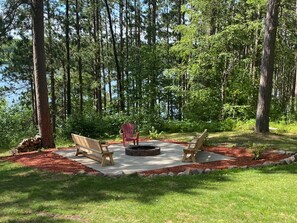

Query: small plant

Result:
[149,126,163,139]
[249,142,267,160]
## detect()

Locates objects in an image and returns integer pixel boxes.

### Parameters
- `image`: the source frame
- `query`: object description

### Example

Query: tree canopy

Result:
[0,0,296,144]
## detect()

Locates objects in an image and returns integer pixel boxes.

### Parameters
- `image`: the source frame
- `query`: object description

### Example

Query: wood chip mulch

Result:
[0,143,291,176]
[0,148,100,175]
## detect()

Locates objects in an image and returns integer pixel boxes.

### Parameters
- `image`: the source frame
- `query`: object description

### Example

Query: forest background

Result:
[0,0,296,149]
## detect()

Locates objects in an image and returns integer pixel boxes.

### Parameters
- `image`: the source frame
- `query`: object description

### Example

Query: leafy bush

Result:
[222,104,254,120]
[162,119,238,133]
[183,89,222,121]
[61,112,127,139]
[249,142,267,160]
[0,104,37,150]
[148,126,163,139]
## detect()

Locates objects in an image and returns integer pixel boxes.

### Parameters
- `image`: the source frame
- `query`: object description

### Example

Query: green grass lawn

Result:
[0,129,296,222]
[160,130,297,152]
[0,161,296,223]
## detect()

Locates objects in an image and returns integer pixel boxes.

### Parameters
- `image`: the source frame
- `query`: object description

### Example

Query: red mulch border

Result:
[0,141,292,176]
[0,148,100,175]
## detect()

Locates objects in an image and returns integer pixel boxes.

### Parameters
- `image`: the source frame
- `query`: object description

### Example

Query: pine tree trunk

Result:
[255,0,280,133]
[94,1,102,114]
[293,52,297,112]
[104,0,124,111]
[65,0,71,116]
[31,0,55,148]
[293,1,297,113]
[75,0,83,112]
[46,1,56,133]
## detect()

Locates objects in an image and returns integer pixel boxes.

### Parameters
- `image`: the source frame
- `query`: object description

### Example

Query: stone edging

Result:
[100,151,297,178]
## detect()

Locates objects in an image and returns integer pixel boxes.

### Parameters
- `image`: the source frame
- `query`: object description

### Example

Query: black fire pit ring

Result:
[125,145,161,156]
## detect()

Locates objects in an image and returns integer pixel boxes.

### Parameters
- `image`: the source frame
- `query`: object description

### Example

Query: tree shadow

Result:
[0,161,233,221]
[1,158,296,222]
[256,163,297,175]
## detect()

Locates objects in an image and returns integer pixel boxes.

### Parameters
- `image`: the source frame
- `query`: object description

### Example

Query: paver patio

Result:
[55,140,234,175]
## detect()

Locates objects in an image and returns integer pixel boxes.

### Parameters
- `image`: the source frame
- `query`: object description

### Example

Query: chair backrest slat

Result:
[121,123,136,138]
[71,133,104,153]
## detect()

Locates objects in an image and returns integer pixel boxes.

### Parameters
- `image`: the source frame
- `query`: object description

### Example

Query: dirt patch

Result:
[0,144,291,176]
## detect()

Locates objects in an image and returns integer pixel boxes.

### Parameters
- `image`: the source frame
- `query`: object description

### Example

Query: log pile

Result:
[11,135,42,155]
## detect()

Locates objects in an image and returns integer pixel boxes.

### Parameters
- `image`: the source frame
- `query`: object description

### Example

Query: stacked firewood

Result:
[11,135,42,155]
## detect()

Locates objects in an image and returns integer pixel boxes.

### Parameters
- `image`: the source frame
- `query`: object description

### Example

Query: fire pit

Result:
[125,145,161,156]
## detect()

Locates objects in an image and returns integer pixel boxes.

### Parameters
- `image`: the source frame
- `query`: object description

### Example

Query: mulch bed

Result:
[140,146,289,176]
[0,142,291,176]
[0,148,100,175]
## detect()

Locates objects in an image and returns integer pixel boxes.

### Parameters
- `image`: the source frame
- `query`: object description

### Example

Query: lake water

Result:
[0,64,21,105]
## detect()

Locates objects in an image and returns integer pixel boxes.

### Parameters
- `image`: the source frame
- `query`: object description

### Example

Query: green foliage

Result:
[1,0,296,146]
[61,111,166,139]
[0,103,37,150]
[183,89,222,121]
[162,118,238,133]
[249,142,267,160]
[61,111,127,139]
[148,126,163,139]
[222,104,254,120]
[234,120,297,134]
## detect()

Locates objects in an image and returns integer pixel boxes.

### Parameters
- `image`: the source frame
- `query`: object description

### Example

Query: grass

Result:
[0,129,296,222]
[208,130,297,151]
[0,161,296,223]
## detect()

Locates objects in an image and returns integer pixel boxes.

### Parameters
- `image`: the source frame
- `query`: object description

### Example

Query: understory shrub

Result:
[61,112,127,139]
[249,142,267,160]
[0,105,37,150]
[162,118,238,133]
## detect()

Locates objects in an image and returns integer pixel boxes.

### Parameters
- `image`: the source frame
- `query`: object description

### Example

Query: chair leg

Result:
[182,153,187,162]
[109,155,114,165]
[101,158,106,167]
[75,148,79,156]
[191,153,196,163]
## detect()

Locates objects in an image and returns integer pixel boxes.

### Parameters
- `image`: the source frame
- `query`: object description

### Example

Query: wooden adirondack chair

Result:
[182,129,208,162]
[121,123,139,147]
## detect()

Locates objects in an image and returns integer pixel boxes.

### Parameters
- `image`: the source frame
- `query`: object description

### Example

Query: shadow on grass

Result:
[0,160,296,222]
[209,131,297,151]
[0,160,235,222]
[0,161,232,202]
[256,162,297,175]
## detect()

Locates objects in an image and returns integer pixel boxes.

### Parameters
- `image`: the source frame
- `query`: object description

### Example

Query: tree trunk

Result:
[177,0,184,120]
[255,0,280,133]
[293,1,297,113]
[65,0,71,116]
[293,52,297,112]
[31,0,55,148]
[46,1,56,134]
[125,0,130,115]
[75,0,83,112]
[30,76,37,125]
[92,0,102,114]
[104,0,124,111]
[99,10,107,112]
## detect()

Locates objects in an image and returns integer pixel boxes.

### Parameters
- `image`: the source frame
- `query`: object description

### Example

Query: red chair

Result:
[121,123,139,147]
